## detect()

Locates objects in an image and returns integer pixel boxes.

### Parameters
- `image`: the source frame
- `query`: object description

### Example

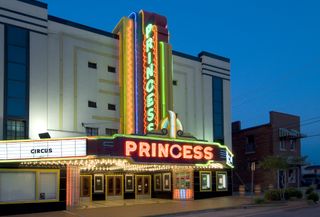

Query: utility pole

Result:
[251,162,256,198]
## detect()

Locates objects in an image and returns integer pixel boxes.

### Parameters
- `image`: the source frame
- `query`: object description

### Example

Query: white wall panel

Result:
[0,24,4,140]
[29,32,48,139]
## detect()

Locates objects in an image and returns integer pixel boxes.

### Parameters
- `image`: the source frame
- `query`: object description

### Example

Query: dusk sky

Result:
[44,0,320,164]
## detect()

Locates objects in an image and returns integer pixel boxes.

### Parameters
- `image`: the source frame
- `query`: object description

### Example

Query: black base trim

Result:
[0,202,66,216]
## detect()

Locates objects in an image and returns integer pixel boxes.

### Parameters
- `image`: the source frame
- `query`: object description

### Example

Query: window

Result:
[213,77,224,142]
[153,174,161,191]
[216,171,228,191]
[88,62,97,69]
[200,171,212,192]
[173,80,177,86]
[280,139,286,151]
[4,25,29,139]
[290,140,296,151]
[108,66,116,73]
[88,101,97,108]
[0,169,59,203]
[245,135,255,153]
[6,120,26,140]
[86,127,98,136]
[105,128,118,136]
[0,172,36,202]
[108,104,116,111]
[288,169,296,184]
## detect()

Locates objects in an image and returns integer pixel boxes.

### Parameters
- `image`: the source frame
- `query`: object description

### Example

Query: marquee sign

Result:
[125,140,214,160]
[0,139,86,160]
[87,136,233,166]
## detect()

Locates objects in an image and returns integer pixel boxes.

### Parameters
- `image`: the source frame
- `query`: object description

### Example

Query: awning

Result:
[279,128,304,139]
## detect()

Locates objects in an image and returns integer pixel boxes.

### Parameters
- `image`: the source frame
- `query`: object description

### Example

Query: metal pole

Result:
[251,169,254,198]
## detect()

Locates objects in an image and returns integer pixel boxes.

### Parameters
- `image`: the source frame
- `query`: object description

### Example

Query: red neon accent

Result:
[169,144,182,159]
[142,35,147,133]
[152,26,159,130]
[124,140,214,160]
[158,143,169,158]
[193,145,204,160]
[139,142,151,157]
[125,140,137,156]
[151,142,157,157]
[204,147,214,160]
[182,145,193,159]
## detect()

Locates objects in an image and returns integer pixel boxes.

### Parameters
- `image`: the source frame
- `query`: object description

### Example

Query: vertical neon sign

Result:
[143,24,159,133]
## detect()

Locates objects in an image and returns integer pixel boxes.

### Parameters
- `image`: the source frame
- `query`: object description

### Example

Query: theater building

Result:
[0,0,233,215]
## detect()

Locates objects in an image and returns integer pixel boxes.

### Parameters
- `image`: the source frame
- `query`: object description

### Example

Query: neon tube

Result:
[160,42,167,119]
[128,12,139,134]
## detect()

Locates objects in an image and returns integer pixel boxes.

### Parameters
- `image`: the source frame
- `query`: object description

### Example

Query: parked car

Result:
[301,174,320,188]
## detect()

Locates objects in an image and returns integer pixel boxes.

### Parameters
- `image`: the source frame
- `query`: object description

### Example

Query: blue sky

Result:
[44,0,320,164]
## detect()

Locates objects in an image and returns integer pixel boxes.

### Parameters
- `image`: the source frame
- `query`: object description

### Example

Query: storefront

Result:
[0,135,233,215]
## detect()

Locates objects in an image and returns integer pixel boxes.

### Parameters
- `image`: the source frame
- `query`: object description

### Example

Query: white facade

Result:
[0,0,231,149]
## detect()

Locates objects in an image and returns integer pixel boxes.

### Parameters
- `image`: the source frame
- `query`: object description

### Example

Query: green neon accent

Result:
[195,160,214,167]
[89,134,234,157]
[160,42,167,119]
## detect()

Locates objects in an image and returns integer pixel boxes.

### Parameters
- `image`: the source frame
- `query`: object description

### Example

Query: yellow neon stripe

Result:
[160,42,167,119]
[125,19,135,134]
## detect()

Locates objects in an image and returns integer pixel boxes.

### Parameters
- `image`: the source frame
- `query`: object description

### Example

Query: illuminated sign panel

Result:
[87,136,228,164]
[0,139,86,160]
[143,23,159,133]
[125,140,213,160]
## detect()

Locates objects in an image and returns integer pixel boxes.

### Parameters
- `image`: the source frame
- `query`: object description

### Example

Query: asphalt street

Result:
[166,204,320,217]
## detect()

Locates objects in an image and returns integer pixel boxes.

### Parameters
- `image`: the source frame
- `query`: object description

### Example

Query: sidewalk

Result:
[4,196,314,217]
[5,196,252,217]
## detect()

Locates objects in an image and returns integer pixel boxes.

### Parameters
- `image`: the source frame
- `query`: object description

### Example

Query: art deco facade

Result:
[0,0,233,215]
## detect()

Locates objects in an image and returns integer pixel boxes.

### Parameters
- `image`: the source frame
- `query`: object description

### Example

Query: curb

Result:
[146,200,316,217]
[145,205,247,217]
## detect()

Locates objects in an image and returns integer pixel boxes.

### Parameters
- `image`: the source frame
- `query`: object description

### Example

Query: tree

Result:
[260,155,308,199]
[259,155,289,199]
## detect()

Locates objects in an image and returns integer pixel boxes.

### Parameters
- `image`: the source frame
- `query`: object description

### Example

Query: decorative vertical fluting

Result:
[113,18,135,134]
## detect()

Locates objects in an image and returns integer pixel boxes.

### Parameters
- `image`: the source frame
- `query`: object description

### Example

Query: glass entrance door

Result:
[105,175,123,200]
[80,175,92,201]
[136,175,151,199]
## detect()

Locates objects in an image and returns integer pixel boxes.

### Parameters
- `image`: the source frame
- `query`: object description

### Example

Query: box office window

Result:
[216,171,228,191]
[0,170,59,203]
[200,171,212,192]
[175,172,191,190]
[39,173,58,200]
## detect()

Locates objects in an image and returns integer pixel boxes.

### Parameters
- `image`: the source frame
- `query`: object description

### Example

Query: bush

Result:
[307,192,319,202]
[264,189,281,201]
[284,188,303,199]
[305,186,315,195]
[254,197,265,204]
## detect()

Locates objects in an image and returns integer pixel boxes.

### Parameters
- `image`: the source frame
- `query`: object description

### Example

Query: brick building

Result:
[232,111,303,191]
